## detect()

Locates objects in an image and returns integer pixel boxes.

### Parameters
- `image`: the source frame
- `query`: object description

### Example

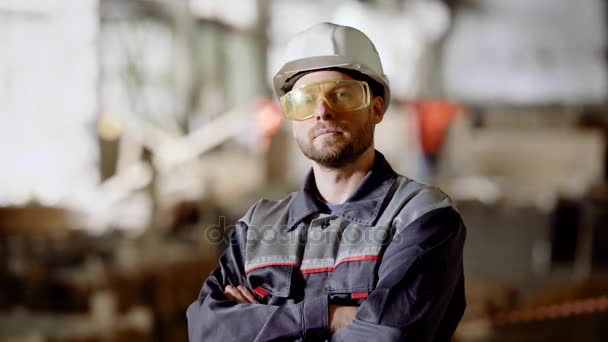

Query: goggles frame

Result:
[279,80,371,121]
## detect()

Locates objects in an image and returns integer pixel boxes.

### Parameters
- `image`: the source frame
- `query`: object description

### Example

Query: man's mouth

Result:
[314,128,343,138]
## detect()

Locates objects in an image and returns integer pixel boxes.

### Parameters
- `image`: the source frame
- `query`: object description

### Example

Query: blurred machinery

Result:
[0,0,263,340]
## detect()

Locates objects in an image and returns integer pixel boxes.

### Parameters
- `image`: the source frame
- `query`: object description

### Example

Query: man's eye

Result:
[292,91,314,103]
[333,92,351,99]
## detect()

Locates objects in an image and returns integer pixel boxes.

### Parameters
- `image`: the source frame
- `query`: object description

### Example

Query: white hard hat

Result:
[273,22,390,111]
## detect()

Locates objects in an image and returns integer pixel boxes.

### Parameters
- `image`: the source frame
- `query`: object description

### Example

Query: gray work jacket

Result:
[187,151,466,341]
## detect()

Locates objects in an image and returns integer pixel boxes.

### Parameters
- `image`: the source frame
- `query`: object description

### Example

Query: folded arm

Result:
[332,208,466,342]
[186,222,329,341]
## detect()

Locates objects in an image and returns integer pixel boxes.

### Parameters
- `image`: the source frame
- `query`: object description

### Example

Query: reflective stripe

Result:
[301,267,334,274]
[300,255,380,274]
[334,255,379,267]
[245,262,299,274]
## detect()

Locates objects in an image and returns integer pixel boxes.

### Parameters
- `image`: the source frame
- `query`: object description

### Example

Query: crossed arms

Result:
[186,207,466,341]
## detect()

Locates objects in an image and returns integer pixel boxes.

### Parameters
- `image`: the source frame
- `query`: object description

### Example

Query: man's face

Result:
[290,70,384,168]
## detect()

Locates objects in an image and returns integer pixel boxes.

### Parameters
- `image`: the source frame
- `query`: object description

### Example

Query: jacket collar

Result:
[287,150,398,230]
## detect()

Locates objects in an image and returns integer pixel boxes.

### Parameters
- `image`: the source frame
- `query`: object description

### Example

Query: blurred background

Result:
[0,0,607,341]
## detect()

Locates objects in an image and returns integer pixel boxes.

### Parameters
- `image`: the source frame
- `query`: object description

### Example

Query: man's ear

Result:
[371,96,385,124]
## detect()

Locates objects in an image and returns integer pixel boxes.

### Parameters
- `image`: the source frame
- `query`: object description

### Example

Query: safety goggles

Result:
[279,80,371,121]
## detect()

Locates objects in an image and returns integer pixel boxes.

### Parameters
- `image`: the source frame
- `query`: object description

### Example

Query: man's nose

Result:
[314,99,334,121]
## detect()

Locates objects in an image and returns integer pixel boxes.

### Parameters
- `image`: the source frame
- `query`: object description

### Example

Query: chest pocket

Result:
[324,254,379,293]
[245,264,297,304]
[323,220,389,300]
[244,221,304,304]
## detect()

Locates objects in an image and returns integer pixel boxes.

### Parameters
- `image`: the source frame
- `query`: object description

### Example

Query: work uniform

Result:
[187,151,466,341]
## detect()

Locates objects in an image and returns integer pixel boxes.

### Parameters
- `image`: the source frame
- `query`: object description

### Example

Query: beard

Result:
[295,112,375,168]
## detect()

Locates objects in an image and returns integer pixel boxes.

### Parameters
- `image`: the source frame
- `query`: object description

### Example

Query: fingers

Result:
[224,285,248,303]
[346,306,358,319]
[223,288,238,301]
[329,304,359,333]
[237,285,260,304]
[224,285,260,304]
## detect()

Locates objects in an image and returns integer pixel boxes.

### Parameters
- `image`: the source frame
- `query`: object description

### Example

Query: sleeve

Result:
[186,221,330,342]
[331,207,466,342]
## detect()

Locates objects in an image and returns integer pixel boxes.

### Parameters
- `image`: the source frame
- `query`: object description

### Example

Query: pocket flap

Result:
[246,263,295,297]
[324,255,380,293]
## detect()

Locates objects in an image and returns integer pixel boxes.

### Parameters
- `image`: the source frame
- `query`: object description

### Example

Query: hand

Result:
[329,304,358,333]
[224,285,260,304]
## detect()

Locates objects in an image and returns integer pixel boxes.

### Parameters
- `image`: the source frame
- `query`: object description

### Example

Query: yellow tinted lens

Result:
[324,81,368,111]
[280,88,318,120]
[280,80,370,120]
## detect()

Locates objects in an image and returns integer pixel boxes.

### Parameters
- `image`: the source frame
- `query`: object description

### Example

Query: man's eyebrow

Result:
[331,85,354,93]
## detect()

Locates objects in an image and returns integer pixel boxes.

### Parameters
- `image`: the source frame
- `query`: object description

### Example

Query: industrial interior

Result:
[0,0,607,340]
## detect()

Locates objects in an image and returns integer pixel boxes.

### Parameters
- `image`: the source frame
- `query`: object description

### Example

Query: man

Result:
[187,22,466,341]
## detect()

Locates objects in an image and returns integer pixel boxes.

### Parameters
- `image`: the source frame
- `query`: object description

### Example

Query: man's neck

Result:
[312,147,375,204]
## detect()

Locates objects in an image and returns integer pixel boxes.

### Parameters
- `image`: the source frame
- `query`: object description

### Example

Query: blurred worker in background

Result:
[187,22,466,341]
